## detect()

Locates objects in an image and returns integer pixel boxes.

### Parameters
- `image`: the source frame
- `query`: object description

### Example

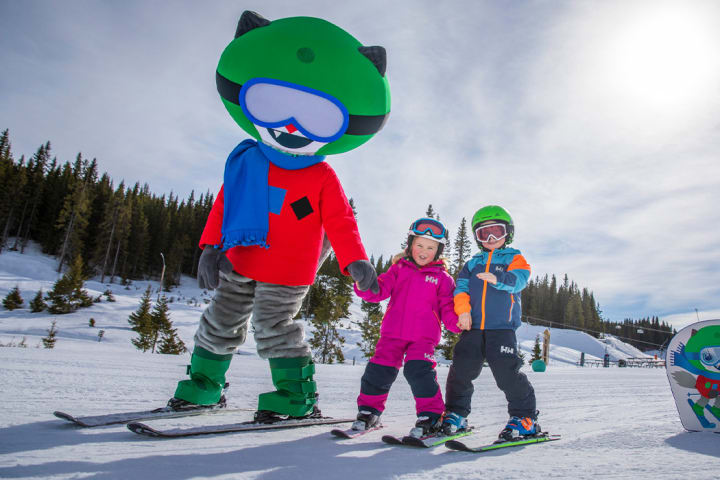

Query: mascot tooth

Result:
[169,11,390,421]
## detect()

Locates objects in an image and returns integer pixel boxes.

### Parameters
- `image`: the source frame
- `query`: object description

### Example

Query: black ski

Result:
[53,405,250,427]
[331,424,383,439]
[445,433,561,452]
[128,416,354,438]
[381,429,473,448]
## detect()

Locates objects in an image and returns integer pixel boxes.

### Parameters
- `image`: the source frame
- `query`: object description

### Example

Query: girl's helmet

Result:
[471,205,514,249]
[405,217,446,261]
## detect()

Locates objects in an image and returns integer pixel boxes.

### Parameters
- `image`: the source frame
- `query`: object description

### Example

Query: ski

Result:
[128,416,354,438]
[53,405,250,427]
[445,433,561,453]
[331,424,383,439]
[381,429,473,448]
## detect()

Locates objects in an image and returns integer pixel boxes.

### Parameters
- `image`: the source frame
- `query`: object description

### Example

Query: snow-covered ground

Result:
[1,245,718,479]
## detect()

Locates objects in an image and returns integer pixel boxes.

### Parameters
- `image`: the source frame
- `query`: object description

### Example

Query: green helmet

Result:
[471,205,515,247]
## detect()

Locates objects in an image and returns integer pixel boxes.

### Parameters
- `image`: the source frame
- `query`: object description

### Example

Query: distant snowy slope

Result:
[0,243,651,364]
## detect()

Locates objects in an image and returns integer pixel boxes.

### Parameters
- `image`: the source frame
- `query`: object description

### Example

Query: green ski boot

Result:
[170,347,232,410]
[255,356,319,422]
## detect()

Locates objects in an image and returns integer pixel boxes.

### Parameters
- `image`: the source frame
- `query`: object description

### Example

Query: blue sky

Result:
[1,0,719,330]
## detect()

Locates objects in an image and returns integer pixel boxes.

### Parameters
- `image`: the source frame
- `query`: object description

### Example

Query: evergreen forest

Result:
[0,130,674,356]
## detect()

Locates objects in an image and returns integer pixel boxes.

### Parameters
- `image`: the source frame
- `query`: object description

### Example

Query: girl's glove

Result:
[197,246,234,289]
[347,260,379,293]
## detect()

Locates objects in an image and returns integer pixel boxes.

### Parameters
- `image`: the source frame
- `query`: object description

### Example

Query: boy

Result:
[442,205,539,441]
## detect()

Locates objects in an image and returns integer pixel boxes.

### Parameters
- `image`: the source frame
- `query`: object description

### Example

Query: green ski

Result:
[445,433,560,452]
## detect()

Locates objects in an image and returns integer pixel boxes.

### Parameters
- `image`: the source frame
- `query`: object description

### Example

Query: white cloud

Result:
[2,0,720,324]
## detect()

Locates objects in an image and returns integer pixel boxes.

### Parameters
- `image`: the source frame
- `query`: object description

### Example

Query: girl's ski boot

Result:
[408,413,442,438]
[351,410,381,431]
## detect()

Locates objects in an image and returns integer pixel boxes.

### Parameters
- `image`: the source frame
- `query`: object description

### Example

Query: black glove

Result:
[347,259,379,294]
[197,246,234,289]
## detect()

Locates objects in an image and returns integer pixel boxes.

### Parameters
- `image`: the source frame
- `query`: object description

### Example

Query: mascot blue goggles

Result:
[410,218,446,239]
[239,78,350,143]
[687,345,720,367]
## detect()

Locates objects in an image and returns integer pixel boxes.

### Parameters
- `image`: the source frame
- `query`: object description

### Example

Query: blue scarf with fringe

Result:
[220,139,325,250]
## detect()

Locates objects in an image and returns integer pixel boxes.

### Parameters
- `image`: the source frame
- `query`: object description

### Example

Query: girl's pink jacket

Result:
[354,258,461,345]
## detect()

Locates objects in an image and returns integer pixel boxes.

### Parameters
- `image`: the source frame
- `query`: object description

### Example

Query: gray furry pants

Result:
[194,270,311,359]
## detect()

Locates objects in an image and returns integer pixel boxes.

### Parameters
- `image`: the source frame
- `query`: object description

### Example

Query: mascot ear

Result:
[235,11,270,38]
[691,329,698,337]
[358,46,387,77]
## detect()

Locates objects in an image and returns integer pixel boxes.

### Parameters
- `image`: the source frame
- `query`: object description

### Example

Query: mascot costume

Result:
[168,11,390,422]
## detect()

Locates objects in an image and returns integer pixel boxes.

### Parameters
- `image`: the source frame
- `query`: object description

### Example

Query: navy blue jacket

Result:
[454,247,530,330]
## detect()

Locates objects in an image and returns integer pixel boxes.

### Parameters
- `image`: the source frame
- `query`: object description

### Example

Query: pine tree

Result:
[55,154,93,272]
[2,285,23,310]
[150,295,172,353]
[129,286,154,352]
[42,320,58,349]
[308,257,349,364]
[157,323,187,355]
[354,299,383,358]
[531,335,542,362]
[30,289,46,312]
[451,217,472,279]
[46,255,93,314]
[437,327,461,360]
[425,204,437,219]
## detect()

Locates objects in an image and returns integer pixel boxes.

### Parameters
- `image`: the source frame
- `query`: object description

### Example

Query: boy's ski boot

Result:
[497,415,540,442]
[441,412,468,435]
[351,410,381,431]
[408,413,442,438]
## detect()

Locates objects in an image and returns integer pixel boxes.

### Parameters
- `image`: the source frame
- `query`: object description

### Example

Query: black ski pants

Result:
[445,329,536,419]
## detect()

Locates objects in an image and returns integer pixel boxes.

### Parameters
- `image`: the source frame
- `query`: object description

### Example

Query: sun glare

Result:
[599,3,720,115]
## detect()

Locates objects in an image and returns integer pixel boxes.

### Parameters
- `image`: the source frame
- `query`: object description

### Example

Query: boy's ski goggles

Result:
[475,223,507,243]
[216,72,388,141]
[409,218,447,241]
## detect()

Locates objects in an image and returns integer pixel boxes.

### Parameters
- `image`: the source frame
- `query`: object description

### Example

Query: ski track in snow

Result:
[1,245,719,479]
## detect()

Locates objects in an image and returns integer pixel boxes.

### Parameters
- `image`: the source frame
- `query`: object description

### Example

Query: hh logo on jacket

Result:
[425,275,438,285]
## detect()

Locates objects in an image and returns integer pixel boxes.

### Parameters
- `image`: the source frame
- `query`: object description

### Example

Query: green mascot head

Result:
[685,325,720,373]
[216,11,391,156]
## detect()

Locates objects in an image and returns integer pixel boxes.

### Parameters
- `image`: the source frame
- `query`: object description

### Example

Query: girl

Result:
[351,218,461,437]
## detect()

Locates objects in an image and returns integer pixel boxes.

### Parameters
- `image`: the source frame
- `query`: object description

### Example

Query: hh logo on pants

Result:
[500,345,514,354]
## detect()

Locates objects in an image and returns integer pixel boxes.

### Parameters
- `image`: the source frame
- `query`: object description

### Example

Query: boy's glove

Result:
[347,260,379,294]
[197,246,234,289]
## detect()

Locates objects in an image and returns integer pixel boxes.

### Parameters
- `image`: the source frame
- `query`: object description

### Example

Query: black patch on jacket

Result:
[291,197,313,220]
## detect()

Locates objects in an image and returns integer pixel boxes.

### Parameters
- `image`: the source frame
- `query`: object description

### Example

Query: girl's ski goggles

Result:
[409,218,446,241]
[475,223,507,243]
[216,72,389,142]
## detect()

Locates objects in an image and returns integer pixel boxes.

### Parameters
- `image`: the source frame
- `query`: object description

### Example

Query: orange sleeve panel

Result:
[507,254,531,273]
[454,292,472,315]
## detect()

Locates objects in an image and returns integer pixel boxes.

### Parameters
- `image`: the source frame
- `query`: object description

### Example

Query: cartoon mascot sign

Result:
[667,319,720,432]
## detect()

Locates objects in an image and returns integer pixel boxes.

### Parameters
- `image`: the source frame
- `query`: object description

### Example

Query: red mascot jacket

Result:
[200,161,367,286]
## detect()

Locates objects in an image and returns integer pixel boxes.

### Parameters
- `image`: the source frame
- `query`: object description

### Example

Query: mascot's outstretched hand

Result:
[197,246,234,289]
[348,260,379,293]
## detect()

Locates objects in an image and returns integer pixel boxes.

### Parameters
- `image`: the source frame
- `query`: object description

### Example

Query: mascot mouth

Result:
[267,128,314,149]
